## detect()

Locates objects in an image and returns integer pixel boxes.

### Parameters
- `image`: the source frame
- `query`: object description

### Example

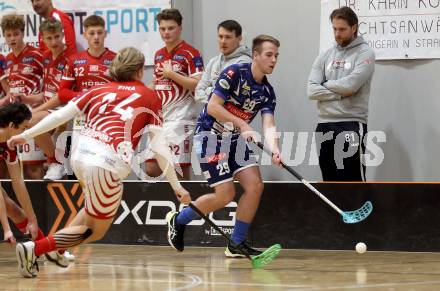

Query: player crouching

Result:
[8,47,191,278]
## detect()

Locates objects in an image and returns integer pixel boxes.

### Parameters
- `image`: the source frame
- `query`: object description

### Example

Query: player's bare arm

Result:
[262,113,281,166]
[7,162,38,239]
[0,191,15,243]
[32,96,62,113]
[148,125,191,205]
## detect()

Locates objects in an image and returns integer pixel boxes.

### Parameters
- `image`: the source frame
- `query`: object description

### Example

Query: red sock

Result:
[15,218,28,233]
[36,228,45,241]
[34,235,57,257]
[15,218,45,241]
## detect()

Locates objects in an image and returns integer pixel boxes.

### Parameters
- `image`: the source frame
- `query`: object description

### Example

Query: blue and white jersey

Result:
[195,63,276,136]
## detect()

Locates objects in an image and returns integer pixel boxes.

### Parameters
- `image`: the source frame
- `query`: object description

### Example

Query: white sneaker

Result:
[64,250,75,261]
[16,241,38,278]
[45,251,69,268]
[44,163,66,180]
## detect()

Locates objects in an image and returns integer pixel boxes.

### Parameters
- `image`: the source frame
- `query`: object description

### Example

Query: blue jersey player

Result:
[166,35,281,257]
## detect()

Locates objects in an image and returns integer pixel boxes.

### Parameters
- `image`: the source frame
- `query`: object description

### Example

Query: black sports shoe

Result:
[224,241,262,258]
[166,211,186,251]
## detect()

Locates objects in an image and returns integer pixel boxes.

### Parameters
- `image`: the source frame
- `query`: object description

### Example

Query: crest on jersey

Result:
[172,63,183,72]
[226,69,235,78]
[241,81,250,96]
[22,66,33,74]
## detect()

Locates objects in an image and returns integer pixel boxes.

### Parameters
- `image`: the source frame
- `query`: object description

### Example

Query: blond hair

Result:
[1,14,25,33]
[39,18,63,34]
[109,47,144,82]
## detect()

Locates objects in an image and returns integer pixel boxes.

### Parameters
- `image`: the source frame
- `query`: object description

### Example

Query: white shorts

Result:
[18,139,46,164]
[71,135,131,179]
[145,121,194,166]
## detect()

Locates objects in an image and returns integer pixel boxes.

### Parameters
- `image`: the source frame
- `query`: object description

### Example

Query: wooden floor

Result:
[1,244,440,290]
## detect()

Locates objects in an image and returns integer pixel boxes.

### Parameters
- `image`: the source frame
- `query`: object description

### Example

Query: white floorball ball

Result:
[356,242,367,254]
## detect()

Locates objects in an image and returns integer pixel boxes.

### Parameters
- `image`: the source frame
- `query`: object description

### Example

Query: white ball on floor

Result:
[355,242,367,254]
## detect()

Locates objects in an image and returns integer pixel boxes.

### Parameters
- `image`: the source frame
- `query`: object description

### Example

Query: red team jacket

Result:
[42,49,75,103]
[3,45,43,95]
[153,41,204,121]
[59,48,116,103]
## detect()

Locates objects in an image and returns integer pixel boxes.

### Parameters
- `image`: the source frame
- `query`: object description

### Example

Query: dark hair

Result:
[83,15,105,29]
[156,8,182,26]
[252,34,280,53]
[218,20,242,37]
[330,6,358,34]
[0,103,32,128]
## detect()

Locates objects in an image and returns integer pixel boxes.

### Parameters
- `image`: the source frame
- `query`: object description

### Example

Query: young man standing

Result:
[195,20,251,104]
[146,8,204,180]
[20,18,76,180]
[307,6,375,181]
[0,14,46,179]
[31,0,77,54]
[167,35,281,257]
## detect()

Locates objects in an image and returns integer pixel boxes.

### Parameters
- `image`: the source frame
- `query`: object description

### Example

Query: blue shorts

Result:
[194,133,258,187]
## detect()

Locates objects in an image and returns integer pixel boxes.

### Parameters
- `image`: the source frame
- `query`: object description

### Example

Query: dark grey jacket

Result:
[195,45,252,104]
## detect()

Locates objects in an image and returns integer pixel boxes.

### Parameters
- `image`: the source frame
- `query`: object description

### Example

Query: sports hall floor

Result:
[1,244,440,290]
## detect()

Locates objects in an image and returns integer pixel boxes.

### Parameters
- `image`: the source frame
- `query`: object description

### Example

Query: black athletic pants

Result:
[315,121,367,181]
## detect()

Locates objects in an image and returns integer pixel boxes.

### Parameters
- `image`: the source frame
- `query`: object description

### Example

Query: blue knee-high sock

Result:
[176,207,198,225]
[231,220,250,245]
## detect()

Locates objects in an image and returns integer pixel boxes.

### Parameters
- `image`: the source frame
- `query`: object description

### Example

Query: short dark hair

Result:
[218,20,242,37]
[330,6,358,34]
[0,103,32,128]
[83,15,105,29]
[156,8,182,26]
[252,34,280,53]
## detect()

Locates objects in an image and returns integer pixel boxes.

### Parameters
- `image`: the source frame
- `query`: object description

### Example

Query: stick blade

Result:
[342,201,373,224]
[251,244,282,269]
